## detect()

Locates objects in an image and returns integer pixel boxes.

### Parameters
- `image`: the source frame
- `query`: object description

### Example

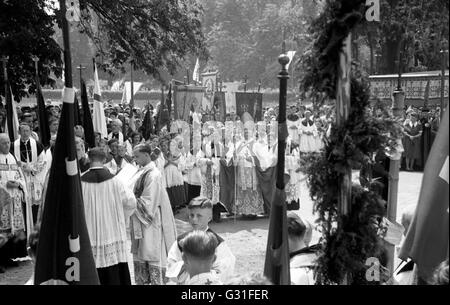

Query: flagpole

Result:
[59,0,77,240]
[130,60,134,110]
[1,56,8,109]
[1,56,12,139]
[440,42,448,120]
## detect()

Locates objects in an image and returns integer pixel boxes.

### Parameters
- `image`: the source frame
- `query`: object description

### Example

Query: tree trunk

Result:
[382,38,400,74]
[367,28,375,74]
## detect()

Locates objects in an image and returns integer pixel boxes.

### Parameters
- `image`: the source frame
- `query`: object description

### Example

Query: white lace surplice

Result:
[82,177,137,268]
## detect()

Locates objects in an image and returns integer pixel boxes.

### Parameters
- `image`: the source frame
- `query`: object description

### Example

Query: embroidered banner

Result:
[173,85,205,122]
[235,92,263,122]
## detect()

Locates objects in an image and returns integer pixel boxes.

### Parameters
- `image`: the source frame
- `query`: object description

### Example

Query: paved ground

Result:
[0,170,424,285]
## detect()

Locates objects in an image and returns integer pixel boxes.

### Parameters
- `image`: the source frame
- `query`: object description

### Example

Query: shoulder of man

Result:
[81,168,115,183]
[207,228,225,245]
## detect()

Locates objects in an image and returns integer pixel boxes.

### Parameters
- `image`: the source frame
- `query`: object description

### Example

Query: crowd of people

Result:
[0,98,447,285]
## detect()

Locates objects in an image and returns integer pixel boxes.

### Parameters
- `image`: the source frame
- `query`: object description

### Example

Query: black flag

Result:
[36,78,50,148]
[141,102,154,140]
[5,82,16,143]
[80,79,95,148]
[34,87,100,285]
[74,94,82,127]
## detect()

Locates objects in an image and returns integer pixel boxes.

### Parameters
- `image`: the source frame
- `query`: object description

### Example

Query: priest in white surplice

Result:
[0,133,33,269]
[130,144,177,285]
[81,148,136,285]
[12,123,46,224]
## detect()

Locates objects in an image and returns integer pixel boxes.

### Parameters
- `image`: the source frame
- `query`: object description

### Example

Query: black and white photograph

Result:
[0,0,448,296]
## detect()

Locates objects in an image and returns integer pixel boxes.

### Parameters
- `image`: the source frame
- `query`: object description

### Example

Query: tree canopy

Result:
[0,0,207,100]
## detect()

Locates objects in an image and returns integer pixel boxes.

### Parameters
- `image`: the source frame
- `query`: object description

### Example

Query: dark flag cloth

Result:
[81,80,95,148]
[5,82,15,143]
[34,87,100,285]
[421,119,432,168]
[399,108,449,283]
[141,103,153,140]
[74,94,82,127]
[36,78,50,148]
[235,93,263,122]
[263,186,290,285]
[156,101,169,133]
[253,157,278,215]
[219,159,236,213]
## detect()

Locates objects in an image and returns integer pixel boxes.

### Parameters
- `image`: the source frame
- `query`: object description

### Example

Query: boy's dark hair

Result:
[108,138,119,146]
[188,196,213,210]
[432,260,449,285]
[181,230,218,260]
[88,147,106,162]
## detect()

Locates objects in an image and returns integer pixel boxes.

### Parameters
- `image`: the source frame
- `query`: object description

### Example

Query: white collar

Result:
[142,161,155,171]
[89,166,105,170]
[188,272,219,283]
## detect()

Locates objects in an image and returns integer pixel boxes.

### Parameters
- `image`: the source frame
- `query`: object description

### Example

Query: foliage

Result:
[202,0,320,89]
[0,0,207,100]
[367,0,449,74]
[299,0,403,284]
[79,0,208,81]
[0,0,63,101]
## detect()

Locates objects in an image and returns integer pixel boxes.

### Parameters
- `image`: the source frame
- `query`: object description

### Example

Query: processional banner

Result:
[173,85,205,122]
[235,92,263,122]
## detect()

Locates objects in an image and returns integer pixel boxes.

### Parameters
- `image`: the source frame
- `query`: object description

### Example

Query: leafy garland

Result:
[298,0,403,284]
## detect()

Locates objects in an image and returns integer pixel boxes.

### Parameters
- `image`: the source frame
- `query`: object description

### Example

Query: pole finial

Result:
[278,54,290,71]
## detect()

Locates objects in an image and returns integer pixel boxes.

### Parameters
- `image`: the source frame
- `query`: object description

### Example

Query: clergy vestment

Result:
[130,161,177,285]
[81,167,137,285]
[166,227,235,285]
[0,153,33,263]
[235,139,264,215]
[12,138,46,225]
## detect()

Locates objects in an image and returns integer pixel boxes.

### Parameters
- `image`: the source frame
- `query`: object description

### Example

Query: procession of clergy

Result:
[0,102,327,285]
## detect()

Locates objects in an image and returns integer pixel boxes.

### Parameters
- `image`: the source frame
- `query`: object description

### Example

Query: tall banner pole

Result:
[1,56,8,109]
[130,61,134,110]
[440,44,448,120]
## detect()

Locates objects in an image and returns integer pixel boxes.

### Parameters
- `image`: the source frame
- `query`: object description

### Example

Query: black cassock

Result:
[420,118,432,169]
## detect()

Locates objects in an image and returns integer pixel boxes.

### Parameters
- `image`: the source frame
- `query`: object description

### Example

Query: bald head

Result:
[0,133,11,155]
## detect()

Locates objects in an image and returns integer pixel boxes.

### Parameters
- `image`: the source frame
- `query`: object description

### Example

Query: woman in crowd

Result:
[403,112,422,171]
[299,110,318,153]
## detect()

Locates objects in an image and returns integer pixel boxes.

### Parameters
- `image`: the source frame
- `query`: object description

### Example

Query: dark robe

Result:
[420,119,432,168]
[219,159,236,214]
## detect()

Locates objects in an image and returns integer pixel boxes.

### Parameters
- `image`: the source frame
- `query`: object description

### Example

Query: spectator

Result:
[180,230,222,285]
[431,260,449,285]
[287,212,319,285]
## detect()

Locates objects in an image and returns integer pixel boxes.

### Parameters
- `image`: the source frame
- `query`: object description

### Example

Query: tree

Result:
[80,0,208,80]
[203,0,320,89]
[375,0,449,74]
[0,0,63,101]
[0,0,207,100]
